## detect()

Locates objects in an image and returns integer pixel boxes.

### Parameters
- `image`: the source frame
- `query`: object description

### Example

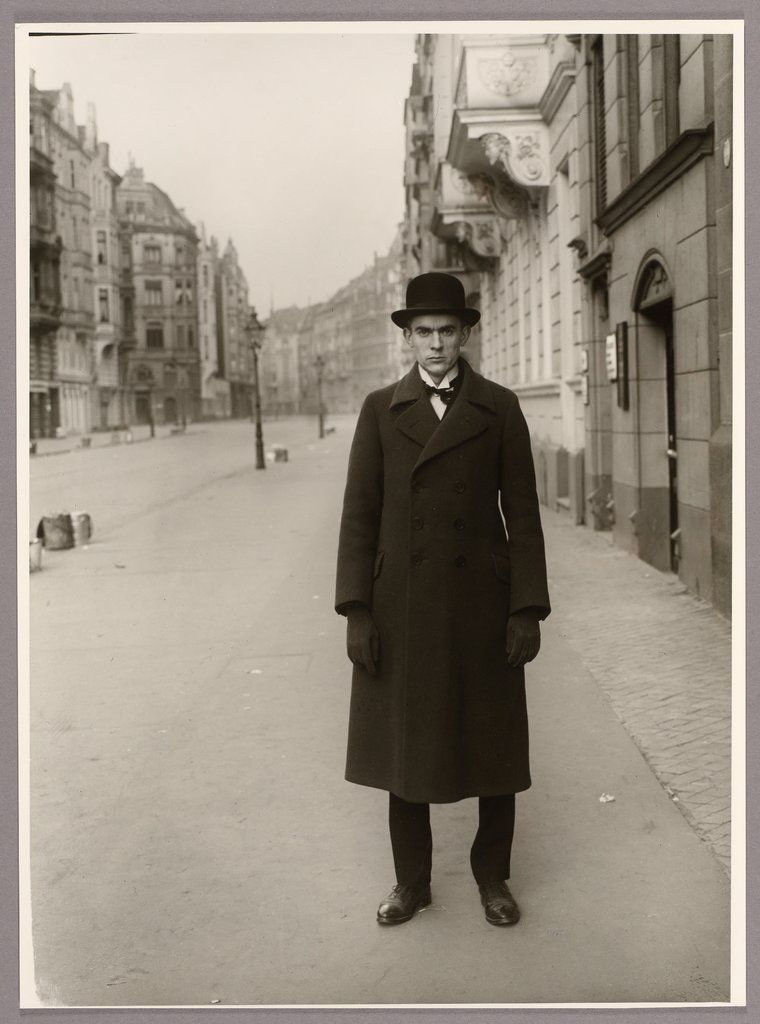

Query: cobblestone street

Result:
[543,509,733,873]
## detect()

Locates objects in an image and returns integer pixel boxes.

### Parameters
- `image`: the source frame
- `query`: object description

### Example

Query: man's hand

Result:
[506,611,541,668]
[346,606,380,676]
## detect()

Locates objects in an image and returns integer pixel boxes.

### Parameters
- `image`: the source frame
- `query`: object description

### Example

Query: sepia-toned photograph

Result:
[17,18,742,1010]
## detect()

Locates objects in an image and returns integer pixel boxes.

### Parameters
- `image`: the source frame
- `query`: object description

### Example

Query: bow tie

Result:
[423,383,456,404]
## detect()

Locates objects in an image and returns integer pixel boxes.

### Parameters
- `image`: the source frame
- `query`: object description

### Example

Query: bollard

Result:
[80,436,92,448]
[29,539,42,572]
[272,445,289,463]
[70,511,92,546]
[37,513,74,550]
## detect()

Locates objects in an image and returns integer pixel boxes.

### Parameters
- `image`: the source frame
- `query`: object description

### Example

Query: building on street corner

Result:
[117,164,201,427]
[196,224,230,420]
[215,240,252,419]
[85,108,127,430]
[401,32,733,616]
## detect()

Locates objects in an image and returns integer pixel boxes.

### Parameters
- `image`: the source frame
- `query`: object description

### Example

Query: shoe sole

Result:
[376,896,432,925]
[484,913,520,926]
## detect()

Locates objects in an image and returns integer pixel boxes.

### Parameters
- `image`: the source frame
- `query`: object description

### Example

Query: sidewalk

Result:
[541,506,733,874]
[29,422,199,457]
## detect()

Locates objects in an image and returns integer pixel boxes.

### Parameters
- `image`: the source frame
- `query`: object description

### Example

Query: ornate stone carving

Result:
[452,216,501,258]
[468,172,529,220]
[450,169,478,196]
[480,130,548,188]
[477,49,537,98]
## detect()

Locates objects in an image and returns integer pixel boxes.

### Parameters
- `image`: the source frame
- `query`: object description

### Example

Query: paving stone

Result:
[543,508,732,874]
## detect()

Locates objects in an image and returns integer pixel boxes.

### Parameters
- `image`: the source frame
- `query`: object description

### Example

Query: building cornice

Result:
[596,123,714,236]
[539,59,576,124]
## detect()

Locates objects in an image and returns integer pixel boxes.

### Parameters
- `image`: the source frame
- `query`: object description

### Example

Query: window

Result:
[175,279,184,305]
[121,240,132,268]
[185,279,194,304]
[69,159,75,188]
[176,324,185,348]
[123,295,133,331]
[176,244,184,265]
[144,244,161,265]
[202,265,209,288]
[592,37,608,212]
[146,322,164,349]
[203,299,208,324]
[125,201,134,215]
[188,326,194,348]
[97,230,107,265]
[145,281,163,306]
[624,35,640,182]
[31,258,41,303]
[99,288,110,323]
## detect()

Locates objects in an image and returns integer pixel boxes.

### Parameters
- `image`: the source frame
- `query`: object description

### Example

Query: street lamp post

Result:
[245,311,266,470]
[315,353,325,439]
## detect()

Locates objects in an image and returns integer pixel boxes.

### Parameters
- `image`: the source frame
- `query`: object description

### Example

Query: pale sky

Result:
[26,28,416,314]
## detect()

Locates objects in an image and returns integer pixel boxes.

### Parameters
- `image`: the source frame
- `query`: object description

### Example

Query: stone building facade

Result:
[29,74,62,440]
[116,165,201,427]
[260,306,303,417]
[42,82,95,436]
[401,31,733,615]
[215,240,252,419]
[84,108,126,430]
[196,224,230,419]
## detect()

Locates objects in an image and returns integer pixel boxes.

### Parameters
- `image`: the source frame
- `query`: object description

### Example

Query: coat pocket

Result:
[373,550,385,579]
[492,551,511,583]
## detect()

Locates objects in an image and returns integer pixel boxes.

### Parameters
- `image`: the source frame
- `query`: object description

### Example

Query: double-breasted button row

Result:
[453,481,466,493]
[411,551,424,566]
[454,518,465,531]
[411,516,424,531]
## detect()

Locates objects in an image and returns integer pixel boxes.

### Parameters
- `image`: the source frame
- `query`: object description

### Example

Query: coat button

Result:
[454,555,466,567]
[453,481,466,493]
[411,551,423,566]
[454,518,465,531]
[411,516,424,531]
[413,481,425,493]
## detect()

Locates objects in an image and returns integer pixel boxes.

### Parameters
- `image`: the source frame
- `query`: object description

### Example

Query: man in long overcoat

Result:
[335,272,551,927]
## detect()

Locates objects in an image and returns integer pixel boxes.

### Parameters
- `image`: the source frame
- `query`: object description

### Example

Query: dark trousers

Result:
[388,792,516,888]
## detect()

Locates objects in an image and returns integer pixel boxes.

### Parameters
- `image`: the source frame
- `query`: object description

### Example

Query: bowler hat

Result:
[391,272,481,328]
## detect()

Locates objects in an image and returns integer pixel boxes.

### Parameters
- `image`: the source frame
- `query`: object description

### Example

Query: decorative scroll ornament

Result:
[468,173,529,220]
[480,131,548,188]
[478,50,537,98]
[453,216,501,258]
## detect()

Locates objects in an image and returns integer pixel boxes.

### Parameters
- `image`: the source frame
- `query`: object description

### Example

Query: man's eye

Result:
[440,327,455,337]
[416,329,431,337]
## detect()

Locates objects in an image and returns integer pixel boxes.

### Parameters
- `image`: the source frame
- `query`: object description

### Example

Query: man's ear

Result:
[403,328,412,345]
[461,326,471,345]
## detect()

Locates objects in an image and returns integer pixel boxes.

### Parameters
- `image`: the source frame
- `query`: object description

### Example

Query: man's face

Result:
[403,314,470,385]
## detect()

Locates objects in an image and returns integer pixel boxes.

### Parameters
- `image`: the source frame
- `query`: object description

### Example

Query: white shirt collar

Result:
[417,362,459,389]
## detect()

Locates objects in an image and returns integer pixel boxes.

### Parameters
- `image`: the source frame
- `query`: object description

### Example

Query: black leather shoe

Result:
[376,883,432,925]
[478,880,520,926]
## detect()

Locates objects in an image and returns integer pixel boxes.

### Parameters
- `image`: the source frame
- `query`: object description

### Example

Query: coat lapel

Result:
[390,367,441,450]
[413,360,495,473]
[389,360,496,473]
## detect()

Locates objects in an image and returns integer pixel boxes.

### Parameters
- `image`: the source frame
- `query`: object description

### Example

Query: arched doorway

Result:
[632,256,678,572]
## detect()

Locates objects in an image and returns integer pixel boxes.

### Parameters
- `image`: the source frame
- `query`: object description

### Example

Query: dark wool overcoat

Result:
[335,358,551,804]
